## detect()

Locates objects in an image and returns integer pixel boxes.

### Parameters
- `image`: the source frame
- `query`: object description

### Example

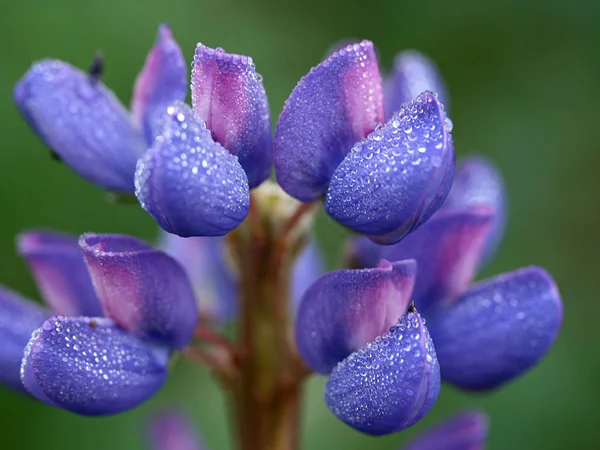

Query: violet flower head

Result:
[273,42,455,244]
[295,259,441,435]
[349,156,562,391]
[0,231,198,415]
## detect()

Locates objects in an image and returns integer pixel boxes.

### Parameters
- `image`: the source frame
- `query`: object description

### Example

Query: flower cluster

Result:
[1,22,564,447]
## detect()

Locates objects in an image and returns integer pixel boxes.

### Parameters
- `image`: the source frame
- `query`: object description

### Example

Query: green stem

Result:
[227,200,309,450]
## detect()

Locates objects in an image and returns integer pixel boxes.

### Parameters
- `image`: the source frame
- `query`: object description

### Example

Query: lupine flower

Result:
[0,231,199,415]
[273,42,455,244]
[134,40,280,237]
[145,409,488,450]
[14,24,187,192]
[349,156,562,391]
[296,258,440,435]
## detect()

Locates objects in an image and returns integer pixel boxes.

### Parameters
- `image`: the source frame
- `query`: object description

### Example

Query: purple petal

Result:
[21,316,169,415]
[384,51,449,119]
[273,41,384,201]
[192,44,272,188]
[131,24,188,145]
[149,411,204,450]
[428,267,563,391]
[14,60,145,192]
[443,156,507,264]
[0,287,48,391]
[403,411,488,450]
[135,102,250,237]
[291,238,325,310]
[80,234,199,349]
[382,207,494,315]
[159,232,237,321]
[17,231,103,316]
[325,91,455,244]
[325,312,440,435]
[295,260,416,374]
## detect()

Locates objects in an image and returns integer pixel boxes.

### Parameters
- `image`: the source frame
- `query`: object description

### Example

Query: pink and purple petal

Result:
[80,234,198,349]
[295,260,416,374]
[273,41,384,201]
[14,60,145,192]
[0,286,48,391]
[428,267,563,391]
[382,207,493,315]
[149,411,204,450]
[21,316,169,415]
[325,91,455,244]
[192,44,272,188]
[159,232,237,321]
[135,102,250,237]
[384,51,449,119]
[17,231,102,316]
[324,311,440,435]
[443,156,507,264]
[402,411,488,450]
[131,24,188,145]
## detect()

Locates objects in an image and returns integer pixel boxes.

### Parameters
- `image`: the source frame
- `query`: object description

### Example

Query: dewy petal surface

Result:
[325,91,455,244]
[149,411,204,450]
[383,207,493,314]
[402,411,488,450]
[135,102,250,237]
[192,44,271,188]
[325,312,440,435]
[273,41,384,201]
[296,260,416,374]
[80,234,198,349]
[428,267,563,390]
[0,287,48,391]
[384,51,448,119]
[21,316,169,415]
[18,231,103,316]
[131,24,188,144]
[442,156,507,264]
[159,232,237,321]
[14,60,145,192]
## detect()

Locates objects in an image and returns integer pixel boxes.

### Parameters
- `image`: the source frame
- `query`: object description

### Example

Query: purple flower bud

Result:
[325,312,440,435]
[192,44,272,188]
[14,60,145,192]
[442,155,507,264]
[0,287,48,391]
[17,231,103,317]
[273,41,384,201]
[80,233,199,349]
[325,91,455,244]
[296,260,416,374]
[384,50,449,119]
[428,267,563,390]
[131,24,188,144]
[21,316,169,415]
[135,103,250,237]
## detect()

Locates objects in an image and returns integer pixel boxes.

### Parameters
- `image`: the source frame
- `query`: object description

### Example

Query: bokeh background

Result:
[1,0,598,448]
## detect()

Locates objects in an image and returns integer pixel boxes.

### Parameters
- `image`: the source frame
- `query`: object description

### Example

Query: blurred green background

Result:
[1,0,598,448]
